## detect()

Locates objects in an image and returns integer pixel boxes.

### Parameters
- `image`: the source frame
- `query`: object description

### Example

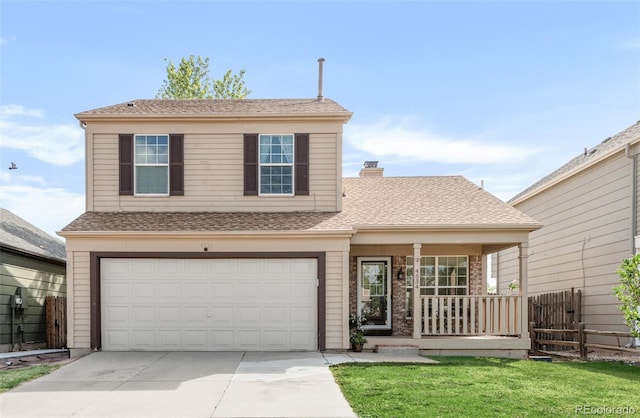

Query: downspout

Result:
[626,144,636,254]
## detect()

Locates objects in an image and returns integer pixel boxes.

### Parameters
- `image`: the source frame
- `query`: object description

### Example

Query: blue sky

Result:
[1,0,639,238]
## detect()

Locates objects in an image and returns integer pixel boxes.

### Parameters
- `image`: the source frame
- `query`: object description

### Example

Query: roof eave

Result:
[511,135,640,205]
[350,223,543,232]
[74,112,353,124]
[58,229,355,239]
[0,243,66,265]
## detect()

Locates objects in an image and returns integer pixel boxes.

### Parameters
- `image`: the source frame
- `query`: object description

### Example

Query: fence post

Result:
[578,322,587,360]
[529,321,536,351]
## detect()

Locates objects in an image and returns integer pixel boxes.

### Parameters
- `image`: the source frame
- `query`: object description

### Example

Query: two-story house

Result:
[60,98,540,358]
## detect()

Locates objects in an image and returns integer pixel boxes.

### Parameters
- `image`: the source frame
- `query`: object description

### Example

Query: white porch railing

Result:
[421,295,521,336]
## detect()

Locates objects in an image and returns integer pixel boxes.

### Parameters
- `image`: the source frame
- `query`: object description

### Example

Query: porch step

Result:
[374,344,420,356]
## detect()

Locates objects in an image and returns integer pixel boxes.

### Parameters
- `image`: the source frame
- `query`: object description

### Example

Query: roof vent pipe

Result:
[317,57,325,101]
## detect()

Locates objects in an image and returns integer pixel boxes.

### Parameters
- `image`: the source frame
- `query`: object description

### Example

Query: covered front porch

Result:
[348,230,532,358]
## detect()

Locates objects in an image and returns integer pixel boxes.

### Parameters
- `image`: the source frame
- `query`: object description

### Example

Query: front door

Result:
[357,257,391,330]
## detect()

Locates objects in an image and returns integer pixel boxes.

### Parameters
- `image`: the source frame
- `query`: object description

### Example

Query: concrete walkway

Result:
[0,351,435,418]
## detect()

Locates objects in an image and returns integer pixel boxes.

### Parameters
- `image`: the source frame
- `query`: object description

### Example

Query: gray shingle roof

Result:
[61,176,540,234]
[75,99,351,119]
[1,208,66,262]
[340,176,540,228]
[511,121,640,203]
[62,211,348,233]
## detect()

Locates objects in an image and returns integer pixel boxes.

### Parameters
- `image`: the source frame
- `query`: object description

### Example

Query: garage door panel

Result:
[104,330,129,349]
[290,307,315,327]
[158,307,181,325]
[236,306,260,327]
[101,258,317,351]
[262,330,288,349]
[210,282,234,300]
[131,307,155,325]
[290,331,315,349]
[157,283,181,301]
[183,306,208,324]
[131,282,154,303]
[183,330,208,348]
[291,282,315,299]
[103,283,130,303]
[155,330,179,348]
[210,331,235,350]
[132,260,156,275]
[237,260,260,275]
[104,306,129,325]
[235,331,261,350]
[236,282,260,300]
[183,282,209,301]
[210,306,234,327]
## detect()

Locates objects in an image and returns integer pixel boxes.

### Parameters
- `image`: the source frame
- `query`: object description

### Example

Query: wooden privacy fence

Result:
[528,288,581,350]
[45,296,66,348]
[530,322,637,360]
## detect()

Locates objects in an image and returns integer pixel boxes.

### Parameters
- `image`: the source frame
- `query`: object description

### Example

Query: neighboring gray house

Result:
[497,121,640,340]
[0,208,66,351]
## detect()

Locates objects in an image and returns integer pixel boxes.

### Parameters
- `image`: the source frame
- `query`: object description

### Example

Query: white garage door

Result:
[101,258,317,351]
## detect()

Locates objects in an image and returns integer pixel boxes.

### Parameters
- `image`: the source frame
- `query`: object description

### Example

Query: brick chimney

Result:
[359,161,384,177]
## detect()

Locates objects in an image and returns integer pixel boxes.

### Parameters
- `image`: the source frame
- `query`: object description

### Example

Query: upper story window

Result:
[134,135,170,195]
[259,134,294,195]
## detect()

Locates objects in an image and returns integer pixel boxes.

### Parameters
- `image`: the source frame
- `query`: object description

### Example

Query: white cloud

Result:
[344,117,536,165]
[0,183,85,239]
[0,104,84,165]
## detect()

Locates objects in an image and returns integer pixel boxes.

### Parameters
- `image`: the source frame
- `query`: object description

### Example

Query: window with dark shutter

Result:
[295,133,309,195]
[244,133,259,195]
[169,134,184,196]
[119,134,134,195]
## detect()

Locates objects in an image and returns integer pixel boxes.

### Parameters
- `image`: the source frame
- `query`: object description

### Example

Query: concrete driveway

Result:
[0,351,363,418]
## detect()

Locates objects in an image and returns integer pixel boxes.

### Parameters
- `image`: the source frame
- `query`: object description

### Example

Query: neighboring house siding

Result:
[499,152,633,335]
[0,250,66,349]
[90,131,340,213]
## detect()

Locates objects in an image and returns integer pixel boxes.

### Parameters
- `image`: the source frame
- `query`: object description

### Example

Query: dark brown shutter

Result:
[244,134,259,195]
[295,133,309,196]
[119,134,134,195]
[169,134,184,196]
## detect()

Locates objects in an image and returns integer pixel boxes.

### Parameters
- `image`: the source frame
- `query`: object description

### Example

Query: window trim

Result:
[134,134,170,197]
[258,133,295,197]
[406,255,469,319]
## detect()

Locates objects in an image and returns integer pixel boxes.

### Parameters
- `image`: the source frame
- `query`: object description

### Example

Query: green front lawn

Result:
[0,365,61,393]
[331,357,640,418]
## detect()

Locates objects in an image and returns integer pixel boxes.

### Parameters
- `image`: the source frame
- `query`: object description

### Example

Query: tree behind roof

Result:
[156,55,251,99]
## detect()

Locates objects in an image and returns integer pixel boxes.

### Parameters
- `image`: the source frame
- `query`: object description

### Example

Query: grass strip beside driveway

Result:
[331,356,639,418]
[0,365,61,393]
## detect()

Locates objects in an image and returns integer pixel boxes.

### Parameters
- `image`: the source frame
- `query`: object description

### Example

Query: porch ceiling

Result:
[349,228,531,253]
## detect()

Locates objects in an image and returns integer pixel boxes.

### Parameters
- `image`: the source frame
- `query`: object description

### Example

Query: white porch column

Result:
[412,243,422,339]
[519,242,529,339]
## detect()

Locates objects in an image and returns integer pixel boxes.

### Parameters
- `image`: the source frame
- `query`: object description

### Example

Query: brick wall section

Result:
[349,254,484,337]
[469,255,483,296]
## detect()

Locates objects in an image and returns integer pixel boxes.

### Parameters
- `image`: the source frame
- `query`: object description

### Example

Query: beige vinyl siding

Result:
[325,250,346,349]
[89,124,341,213]
[0,251,66,349]
[69,251,90,349]
[498,151,633,337]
